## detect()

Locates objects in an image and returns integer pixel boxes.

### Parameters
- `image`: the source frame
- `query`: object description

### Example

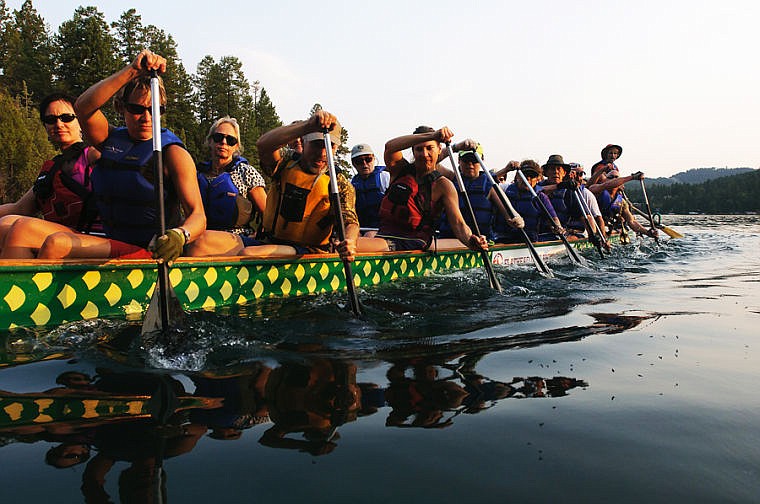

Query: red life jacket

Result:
[33,143,99,231]
[378,164,441,244]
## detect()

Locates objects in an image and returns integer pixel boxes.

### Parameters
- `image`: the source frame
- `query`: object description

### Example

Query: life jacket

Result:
[538,181,586,231]
[495,183,542,242]
[33,142,99,231]
[197,156,254,230]
[92,127,184,247]
[377,164,442,245]
[597,188,623,220]
[439,172,493,239]
[263,156,333,247]
[351,166,387,228]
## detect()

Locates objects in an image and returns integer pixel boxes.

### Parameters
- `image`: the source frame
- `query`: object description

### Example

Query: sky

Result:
[9,0,759,177]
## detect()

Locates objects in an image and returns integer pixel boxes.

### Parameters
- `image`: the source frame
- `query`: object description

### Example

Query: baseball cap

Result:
[351,143,374,159]
[302,119,342,146]
[458,143,484,160]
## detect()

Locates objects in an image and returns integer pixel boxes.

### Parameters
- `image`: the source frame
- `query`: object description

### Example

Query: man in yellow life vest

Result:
[254,110,359,261]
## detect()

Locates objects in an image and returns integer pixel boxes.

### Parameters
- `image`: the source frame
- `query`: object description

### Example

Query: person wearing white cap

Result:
[255,110,360,260]
[350,143,389,237]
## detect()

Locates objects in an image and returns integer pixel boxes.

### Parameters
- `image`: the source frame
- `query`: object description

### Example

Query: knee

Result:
[38,232,73,259]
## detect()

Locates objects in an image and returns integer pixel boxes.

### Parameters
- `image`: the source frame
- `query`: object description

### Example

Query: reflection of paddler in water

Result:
[384,361,469,429]
[190,362,272,440]
[40,370,208,503]
[259,359,361,456]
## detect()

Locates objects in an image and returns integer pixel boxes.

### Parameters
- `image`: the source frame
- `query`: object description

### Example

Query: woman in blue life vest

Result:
[36,50,206,263]
[350,143,390,237]
[438,146,524,241]
[185,117,291,257]
[0,93,101,258]
[356,126,488,253]
[494,160,563,243]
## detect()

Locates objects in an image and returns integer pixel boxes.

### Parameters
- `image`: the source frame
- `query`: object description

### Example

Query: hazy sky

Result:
[10,0,759,177]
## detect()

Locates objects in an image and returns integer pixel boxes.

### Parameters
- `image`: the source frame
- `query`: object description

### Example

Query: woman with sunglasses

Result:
[35,50,206,262]
[0,93,101,258]
[186,117,290,257]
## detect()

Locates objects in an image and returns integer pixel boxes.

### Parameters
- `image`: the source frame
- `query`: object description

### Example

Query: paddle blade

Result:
[141,282,185,336]
[658,225,683,239]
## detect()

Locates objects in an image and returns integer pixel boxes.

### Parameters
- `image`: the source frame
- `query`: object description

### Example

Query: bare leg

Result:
[1,217,75,259]
[356,236,390,252]
[37,232,113,259]
[240,244,297,257]
[0,215,25,252]
[185,230,245,257]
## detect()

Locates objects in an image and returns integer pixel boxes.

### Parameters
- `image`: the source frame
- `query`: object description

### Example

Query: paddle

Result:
[141,69,184,336]
[514,169,584,265]
[445,143,503,293]
[471,152,552,276]
[623,192,683,238]
[638,178,660,244]
[323,128,362,316]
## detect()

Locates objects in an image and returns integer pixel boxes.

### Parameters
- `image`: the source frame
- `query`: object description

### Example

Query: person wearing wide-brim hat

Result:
[541,154,571,170]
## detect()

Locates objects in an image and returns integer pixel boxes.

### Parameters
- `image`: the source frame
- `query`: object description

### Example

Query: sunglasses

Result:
[211,132,239,146]
[43,113,77,125]
[352,155,373,165]
[124,103,165,116]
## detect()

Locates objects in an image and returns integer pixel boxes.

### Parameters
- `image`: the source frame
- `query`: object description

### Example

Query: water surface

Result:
[1,215,758,503]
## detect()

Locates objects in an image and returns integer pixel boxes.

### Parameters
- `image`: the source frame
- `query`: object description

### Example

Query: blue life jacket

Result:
[351,166,387,228]
[538,181,586,231]
[197,156,252,230]
[93,127,184,247]
[439,173,494,239]
[494,183,543,242]
[597,189,623,220]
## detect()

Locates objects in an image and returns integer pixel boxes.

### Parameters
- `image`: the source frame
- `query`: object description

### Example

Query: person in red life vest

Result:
[253,110,359,261]
[34,50,206,262]
[357,126,489,252]
[185,117,291,257]
[0,93,101,258]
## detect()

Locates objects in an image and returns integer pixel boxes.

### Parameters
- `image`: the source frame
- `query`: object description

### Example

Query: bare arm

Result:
[165,145,206,242]
[383,127,453,176]
[435,178,486,250]
[256,110,337,175]
[0,188,37,218]
[74,50,166,147]
[248,186,267,215]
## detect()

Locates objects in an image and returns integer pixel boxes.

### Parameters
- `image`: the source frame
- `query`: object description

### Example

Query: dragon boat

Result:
[0,239,596,331]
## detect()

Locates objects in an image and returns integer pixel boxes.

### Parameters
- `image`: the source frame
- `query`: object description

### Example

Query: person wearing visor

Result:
[438,144,524,240]
[0,93,101,258]
[35,49,206,262]
[350,143,389,236]
[254,110,359,261]
[495,160,562,243]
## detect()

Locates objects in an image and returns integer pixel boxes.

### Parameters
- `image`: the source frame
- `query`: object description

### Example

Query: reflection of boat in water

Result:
[0,238,597,330]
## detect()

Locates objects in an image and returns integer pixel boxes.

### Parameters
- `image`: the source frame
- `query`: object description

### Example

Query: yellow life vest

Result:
[263,159,333,246]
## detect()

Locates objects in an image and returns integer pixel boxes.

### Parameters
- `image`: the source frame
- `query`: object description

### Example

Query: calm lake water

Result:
[1,215,758,503]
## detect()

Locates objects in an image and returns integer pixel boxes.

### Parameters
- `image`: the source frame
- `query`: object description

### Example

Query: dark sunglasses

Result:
[352,155,373,164]
[124,103,165,115]
[211,132,239,146]
[43,113,77,125]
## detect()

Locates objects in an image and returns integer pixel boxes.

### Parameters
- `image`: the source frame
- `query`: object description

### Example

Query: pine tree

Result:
[54,6,119,96]
[0,87,55,202]
[1,0,53,101]
[111,8,146,64]
[143,24,199,158]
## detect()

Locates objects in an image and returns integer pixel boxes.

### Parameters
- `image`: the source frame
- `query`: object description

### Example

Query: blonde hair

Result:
[206,116,243,156]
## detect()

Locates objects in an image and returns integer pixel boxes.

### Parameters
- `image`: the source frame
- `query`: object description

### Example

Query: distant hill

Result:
[647,167,755,186]
[624,169,760,214]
